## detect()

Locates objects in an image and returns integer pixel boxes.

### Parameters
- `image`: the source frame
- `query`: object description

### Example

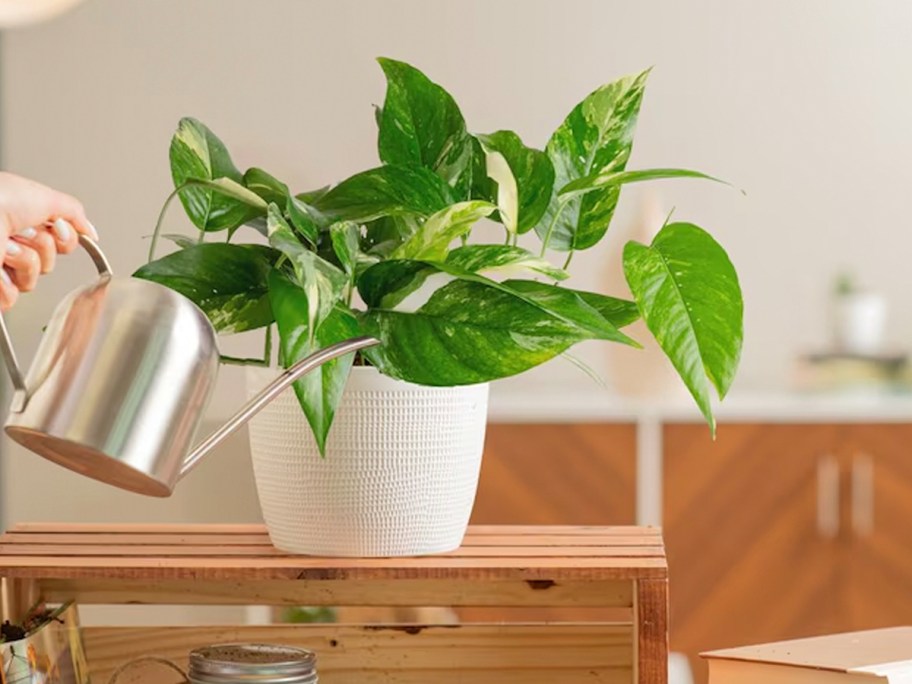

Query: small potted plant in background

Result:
[136,58,744,556]
[831,271,887,356]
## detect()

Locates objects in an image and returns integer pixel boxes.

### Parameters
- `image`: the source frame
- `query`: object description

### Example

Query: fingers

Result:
[4,240,41,292]
[47,192,98,241]
[12,226,56,273]
[48,218,80,255]
[0,268,19,311]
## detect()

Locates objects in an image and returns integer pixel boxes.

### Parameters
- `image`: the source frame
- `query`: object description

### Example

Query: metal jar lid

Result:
[188,644,317,684]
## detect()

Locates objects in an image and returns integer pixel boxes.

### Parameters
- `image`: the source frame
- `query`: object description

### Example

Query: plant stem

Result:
[148,186,184,262]
[539,198,569,257]
[562,250,574,270]
[263,325,273,365]
[503,230,511,245]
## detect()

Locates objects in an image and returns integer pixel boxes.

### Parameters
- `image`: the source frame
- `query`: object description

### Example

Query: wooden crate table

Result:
[0,523,667,683]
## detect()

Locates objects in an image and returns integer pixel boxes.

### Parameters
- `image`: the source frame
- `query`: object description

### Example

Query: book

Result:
[702,627,912,683]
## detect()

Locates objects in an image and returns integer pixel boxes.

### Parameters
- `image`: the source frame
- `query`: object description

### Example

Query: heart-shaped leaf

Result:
[314,165,453,223]
[477,131,555,233]
[133,243,277,333]
[446,244,568,281]
[392,200,495,260]
[170,118,265,232]
[377,58,473,197]
[536,70,649,252]
[360,278,595,385]
[623,222,743,433]
[269,269,359,456]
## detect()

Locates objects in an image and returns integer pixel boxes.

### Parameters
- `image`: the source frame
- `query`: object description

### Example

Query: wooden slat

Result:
[84,623,633,684]
[635,579,669,684]
[0,555,667,582]
[11,522,660,536]
[40,577,635,607]
[0,543,665,559]
[0,532,662,548]
[0,524,666,582]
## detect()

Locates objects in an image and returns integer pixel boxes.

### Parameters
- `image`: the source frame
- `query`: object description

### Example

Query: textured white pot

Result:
[246,365,489,556]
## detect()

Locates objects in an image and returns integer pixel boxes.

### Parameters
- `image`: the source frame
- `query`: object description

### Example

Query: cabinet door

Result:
[471,423,636,524]
[664,423,841,682]
[840,424,912,630]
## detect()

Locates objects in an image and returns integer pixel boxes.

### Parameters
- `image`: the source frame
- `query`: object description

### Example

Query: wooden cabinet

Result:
[462,423,637,624]
[471,423,637,525]
[664,423,912,682]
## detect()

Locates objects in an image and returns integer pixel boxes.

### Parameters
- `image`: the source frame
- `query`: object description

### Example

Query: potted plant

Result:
[135,58,743,556]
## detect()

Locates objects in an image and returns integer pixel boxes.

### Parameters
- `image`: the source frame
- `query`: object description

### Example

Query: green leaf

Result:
[575,290,640,328]
[623,222,743,433]
[358,259,436,310]
[170,117,264,232]
[446,244,568,281]
[359,258,630,346]
[266,205,346,341]
[502,280,639,347]
[360,279,595,385]
[377,58,473,197]
[330,222,361,276]
[269,269,359,455]
[286,194,321,246]
[133,243,277,333]
[559,167,732,199]
[243,167,289,205]
[391,200,494,260]
[314,165,453,223]
[536,70,649,252]
[477,131,555,233]
[162,233,196,249]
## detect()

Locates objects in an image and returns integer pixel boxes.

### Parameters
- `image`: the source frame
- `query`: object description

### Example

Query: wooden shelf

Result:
[0,523,667,684]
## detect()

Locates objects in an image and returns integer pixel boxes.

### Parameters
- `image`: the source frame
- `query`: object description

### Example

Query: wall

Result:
[2,0,912,526]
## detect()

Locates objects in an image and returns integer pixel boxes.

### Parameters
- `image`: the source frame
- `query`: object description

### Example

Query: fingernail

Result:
[0,269,10,286]
[86,220,99,241]
[52,218,73,241]
[5,241,21,256]
[17,226,37,240]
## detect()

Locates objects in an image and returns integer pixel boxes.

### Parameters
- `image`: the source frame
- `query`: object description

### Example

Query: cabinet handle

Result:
[851,452,874,537]
[816,454,840,539]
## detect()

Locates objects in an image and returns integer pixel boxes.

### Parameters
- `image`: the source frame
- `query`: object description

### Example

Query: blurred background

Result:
[1,1,912,680]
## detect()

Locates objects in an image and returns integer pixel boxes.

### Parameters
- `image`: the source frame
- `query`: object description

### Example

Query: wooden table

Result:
[0,523,667,683]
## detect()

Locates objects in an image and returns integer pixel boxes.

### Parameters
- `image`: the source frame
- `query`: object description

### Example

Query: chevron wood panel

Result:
[663,423,841,683]
[840,425,912,630]
[463,423,636,623]
[472,423,636,525]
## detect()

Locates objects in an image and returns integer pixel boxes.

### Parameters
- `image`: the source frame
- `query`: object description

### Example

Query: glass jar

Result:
[188,644,318,684]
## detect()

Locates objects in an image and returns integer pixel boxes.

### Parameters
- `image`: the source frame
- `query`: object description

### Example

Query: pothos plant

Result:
[134,58,743,454]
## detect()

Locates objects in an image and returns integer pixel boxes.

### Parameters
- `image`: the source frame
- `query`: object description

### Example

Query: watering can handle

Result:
[0,235,112,411]
[179,335,381,478]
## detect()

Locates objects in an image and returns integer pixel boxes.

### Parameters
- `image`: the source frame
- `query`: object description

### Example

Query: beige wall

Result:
[2,0,912,525]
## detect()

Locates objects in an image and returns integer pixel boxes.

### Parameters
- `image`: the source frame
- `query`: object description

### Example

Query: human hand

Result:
[0,172,99,310]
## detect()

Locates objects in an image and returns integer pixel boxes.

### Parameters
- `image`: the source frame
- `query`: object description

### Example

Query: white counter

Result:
[489,387,912,423]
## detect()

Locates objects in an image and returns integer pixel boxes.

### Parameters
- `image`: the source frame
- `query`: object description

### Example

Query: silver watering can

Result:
[0,236,378,497]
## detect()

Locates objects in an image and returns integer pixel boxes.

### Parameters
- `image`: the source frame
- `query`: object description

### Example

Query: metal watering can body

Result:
[0,237,378,497]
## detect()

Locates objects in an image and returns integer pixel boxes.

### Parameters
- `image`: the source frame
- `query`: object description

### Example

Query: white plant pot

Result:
[246,365,489,556]
[832,293,887,355]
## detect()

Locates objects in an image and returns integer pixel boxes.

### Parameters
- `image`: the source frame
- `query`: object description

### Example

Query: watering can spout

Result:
[178,336,380,478]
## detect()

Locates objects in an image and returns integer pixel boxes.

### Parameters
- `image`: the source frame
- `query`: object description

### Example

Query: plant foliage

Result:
[136,58,743,452]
